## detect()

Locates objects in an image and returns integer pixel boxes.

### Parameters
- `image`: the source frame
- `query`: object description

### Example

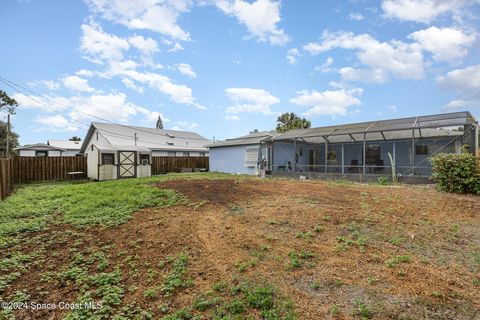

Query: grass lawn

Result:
[0,173,479,319]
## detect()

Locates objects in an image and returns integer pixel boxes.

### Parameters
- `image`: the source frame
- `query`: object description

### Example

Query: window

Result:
[167,152,176,157]
[36,151,48,157]
[139,154,150,165]
[416,145,428,155]
[102,153,114,165]
[199,152,206,157]
[183,152,190,157]
[245,146,259,167]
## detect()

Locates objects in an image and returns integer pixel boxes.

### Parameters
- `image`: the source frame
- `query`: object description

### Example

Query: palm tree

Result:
[276,112,311,133]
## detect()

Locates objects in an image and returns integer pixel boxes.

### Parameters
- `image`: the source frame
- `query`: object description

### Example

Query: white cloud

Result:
[381,0,477,23]
[408,26,475,62]
[122,78,144,93]
[437,64,480,109]
[172,121,199,130]
[286,48,300,64]
[225,87,280,114]
[339,67,390,83]
[225,115,240,120]
[314,57,334,73]
[348,13,364,20]
[216,0,290,45]
[290,88,363,117]
[12,93,72,112]
[34,115,79,132]
[85,0,192,41]
[75,69,95,77]
[175,63,197,78]
[128,35,159,56]
[80,23,130,64]
[62,75,95,92]
[303,31,424,83]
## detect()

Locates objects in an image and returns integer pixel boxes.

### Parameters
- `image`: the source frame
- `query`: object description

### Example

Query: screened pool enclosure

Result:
[259,112,478,179]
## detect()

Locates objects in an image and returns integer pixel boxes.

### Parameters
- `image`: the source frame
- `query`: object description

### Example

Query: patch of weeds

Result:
[352,299,374,319]
[331,304,341,317]
[323,215,332,222]
[377,176,389,185]
[472,278,480,286]
[143,288,158,299]
[162,307,194,320]
[385,255,411,268]
[212,281,228,292]
[333,279,344,287]
[310,281,321,291]
[366,276,378,285]
[226,299,246,314]
[388,237,402,246]
[229,204,244,214]
[313,225,324,233]
[146,268,158,282]
[295,230,314,241]
[287,250,315,270]
[236,258,257,272]
[0,253,32,272]
[192,293,221,311]
[268,220,288,226]
[431,291,443,298]
[161,254,193,295]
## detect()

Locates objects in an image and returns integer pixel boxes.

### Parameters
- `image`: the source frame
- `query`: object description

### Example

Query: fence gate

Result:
[118,151,136,178]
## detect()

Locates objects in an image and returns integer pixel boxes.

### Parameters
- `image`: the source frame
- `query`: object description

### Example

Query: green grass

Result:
[0,175,197,246]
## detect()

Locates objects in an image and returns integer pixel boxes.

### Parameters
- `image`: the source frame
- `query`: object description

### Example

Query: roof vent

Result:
[250,129,259,134]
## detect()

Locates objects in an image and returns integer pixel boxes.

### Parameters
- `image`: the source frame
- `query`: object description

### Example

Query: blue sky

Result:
[1,0,479,145]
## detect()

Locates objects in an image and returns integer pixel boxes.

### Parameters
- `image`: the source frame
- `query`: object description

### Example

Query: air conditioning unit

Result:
[141,159,149,165]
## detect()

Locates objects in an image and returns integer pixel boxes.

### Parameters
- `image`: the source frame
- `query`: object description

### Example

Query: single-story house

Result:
[264,111,478,181]
[15,140,81,157]
[47,140,81,156]
[207,130,276,175]
[79,122,210,180]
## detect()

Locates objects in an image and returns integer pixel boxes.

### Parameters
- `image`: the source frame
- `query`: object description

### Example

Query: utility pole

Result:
[6,114,10,158]
[134,132,137,146]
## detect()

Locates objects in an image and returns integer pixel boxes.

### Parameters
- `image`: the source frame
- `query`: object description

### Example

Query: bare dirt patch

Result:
[3,177,480,319]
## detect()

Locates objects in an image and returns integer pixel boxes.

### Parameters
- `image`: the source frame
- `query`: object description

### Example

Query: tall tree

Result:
[0,90,18,115]
[0,121,19,157]
[156,115,164,129]
[69,136,82,141]
[276,112,311,133]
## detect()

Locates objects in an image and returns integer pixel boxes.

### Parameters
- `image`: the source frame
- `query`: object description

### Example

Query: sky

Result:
[1,0,479,145]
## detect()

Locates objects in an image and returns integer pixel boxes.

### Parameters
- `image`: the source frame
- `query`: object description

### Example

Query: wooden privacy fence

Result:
[12,156,87,184]
[151,156,209,174]
[0,158,14,200]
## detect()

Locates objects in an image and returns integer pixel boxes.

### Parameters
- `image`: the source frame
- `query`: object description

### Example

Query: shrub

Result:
[430,153,480,194]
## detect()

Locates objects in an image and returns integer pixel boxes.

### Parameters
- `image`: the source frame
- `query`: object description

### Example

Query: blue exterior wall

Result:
[209,144,258,175]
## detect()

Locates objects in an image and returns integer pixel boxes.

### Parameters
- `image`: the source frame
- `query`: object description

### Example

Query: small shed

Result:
[87,144,152,181]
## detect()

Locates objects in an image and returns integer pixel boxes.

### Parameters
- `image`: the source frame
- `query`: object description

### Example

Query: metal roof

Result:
[271,111,476,143]
[93,144,151,152]
[207,131,276,148]
[14,143,66,151]
[80,122,210,153]
[48,140,82,150]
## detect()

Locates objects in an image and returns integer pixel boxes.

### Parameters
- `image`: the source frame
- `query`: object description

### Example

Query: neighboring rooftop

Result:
[14,143,65,151]
[207,130,276,148]
[80,122,210,154]
[48,140,82,150]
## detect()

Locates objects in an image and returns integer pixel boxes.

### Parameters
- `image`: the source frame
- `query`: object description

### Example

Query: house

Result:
[47,140,81,156]
[263,111,479,181]
[15,143,68,157]
[14,140,81,157]
[207,130,276,175]
[79,122,210,180]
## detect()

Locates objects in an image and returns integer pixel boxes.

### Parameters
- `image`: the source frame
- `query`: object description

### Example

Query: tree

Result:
[276,112,311,133]
[69,136,82,141]
[0,90,18,115]
[0,121,19,157]
[156,115,164,129]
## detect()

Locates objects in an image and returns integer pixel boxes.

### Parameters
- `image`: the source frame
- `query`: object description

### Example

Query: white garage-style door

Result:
[118,151,136,178]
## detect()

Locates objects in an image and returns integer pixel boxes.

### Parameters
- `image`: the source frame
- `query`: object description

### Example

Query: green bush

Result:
[430,153,480,194]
